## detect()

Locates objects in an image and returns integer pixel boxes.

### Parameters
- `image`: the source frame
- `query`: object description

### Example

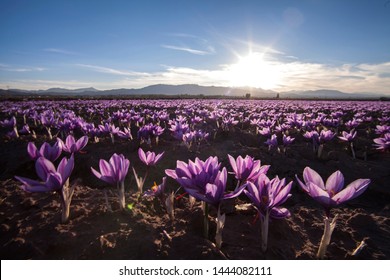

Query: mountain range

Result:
[1,84,388,99]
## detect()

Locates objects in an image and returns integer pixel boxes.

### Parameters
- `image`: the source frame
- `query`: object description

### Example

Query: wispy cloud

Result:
[44,48,78,55]
[0,63,46,72]
[162,33,216,55]
[76,64,150,76]
[161,44,214,55]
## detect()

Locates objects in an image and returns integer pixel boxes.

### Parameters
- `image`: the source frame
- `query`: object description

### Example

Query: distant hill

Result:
[279,89,385,99]
[1,84,388,99]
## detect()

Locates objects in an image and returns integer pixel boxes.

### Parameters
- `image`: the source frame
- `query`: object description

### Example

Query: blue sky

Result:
[1,0,390,94]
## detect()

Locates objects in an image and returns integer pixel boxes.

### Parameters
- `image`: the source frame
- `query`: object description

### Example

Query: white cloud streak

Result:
[0,63,46,72]
[44,48,78,55]
[161,44,214,55]
[76,64,150,77]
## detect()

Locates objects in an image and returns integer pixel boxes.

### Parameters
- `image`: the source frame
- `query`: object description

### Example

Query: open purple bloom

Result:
[0,116,17,128]
[282,134,295,146]
[228,154,270,183]
[375,125,390,135]
[27,140,62,162]
[15,155,74,193]
[243,173,292,252]
[165,156,243,206]
[19,124,31,135]
[91,153,130,211]
[138,148,164,166]
[296,167,370,211]
[319,130,335,143]
[303,130,319,142]
[338,130,357,142]
[91,153,130,185]
[59,135,88,154]
[373,133,390,151]
[265,134,278,148]
[243,173,292,219]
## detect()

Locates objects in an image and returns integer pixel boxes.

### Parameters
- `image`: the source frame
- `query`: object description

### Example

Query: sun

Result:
[228,52,281,89]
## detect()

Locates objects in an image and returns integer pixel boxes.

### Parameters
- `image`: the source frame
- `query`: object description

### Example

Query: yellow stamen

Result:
[151,181,158,192]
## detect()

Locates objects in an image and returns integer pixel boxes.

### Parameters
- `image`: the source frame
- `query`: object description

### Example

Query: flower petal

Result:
[270,207,291,219]
[325,170,344,196]
[76,136,88,151]
[35,157,56,181]
[165,169,178,179]
[295,174,308,192]
[307,182,334,207]
[15,176,49,192]
[332,179,370,205]
[27,142,39,160]
[303,167,325,190]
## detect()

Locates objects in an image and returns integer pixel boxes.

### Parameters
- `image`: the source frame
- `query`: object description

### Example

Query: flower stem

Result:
[117,181,125,211]
[202,201,209,239]
[260,210,270,253]
[350,142,356,159]
[215,204,226,249]
[317,214,338,259]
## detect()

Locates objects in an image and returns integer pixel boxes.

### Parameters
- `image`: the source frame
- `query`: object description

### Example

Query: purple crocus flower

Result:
[165,156,243,206]
[59,135,88,154]
[138,148,164,166]
[15,155,74,193]
[244,174,292,220]
[144,177,166,198]
[91,153,130,186]
[0,116,16,128]
[265,134,278,149]
[19,124,31,135]
[296,167,370,213]
[296,166,370,259]
[338,129,358,158]
[243,173,292,252]
[373,133,390,151]
[228,154,270,184]
[338,130,357,142]
[27,140,63,162]
[282,134,295,146]
[91,153,130,211]
[375,125,390,135]
[166,156,244,244]
[319,130,335,143]
[15,155,75,223]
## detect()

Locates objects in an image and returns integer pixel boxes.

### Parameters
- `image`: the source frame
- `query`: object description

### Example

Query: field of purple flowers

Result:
[0,98,389,259]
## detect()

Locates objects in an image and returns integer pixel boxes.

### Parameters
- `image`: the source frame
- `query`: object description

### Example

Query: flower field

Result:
[0,98,389,259]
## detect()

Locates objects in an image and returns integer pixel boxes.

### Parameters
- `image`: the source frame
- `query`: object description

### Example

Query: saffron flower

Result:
[15,155,75,223]
[27,140,62,161]
[296,167,370,259]
[282,134,295,146]
[58,135,88,154]
[228,154,270,185]
[91,153,130,211]
[166,157,239,206]
[373,133,390,151]
[338,130,357,142]
[265,134,278,150]
[296,167,370,212]
[144,177,166,198]
[166,156,244,246]
[243,174,292,252]
[138,148,164,166]
[133,148,165,193]
[338,130,357,158]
